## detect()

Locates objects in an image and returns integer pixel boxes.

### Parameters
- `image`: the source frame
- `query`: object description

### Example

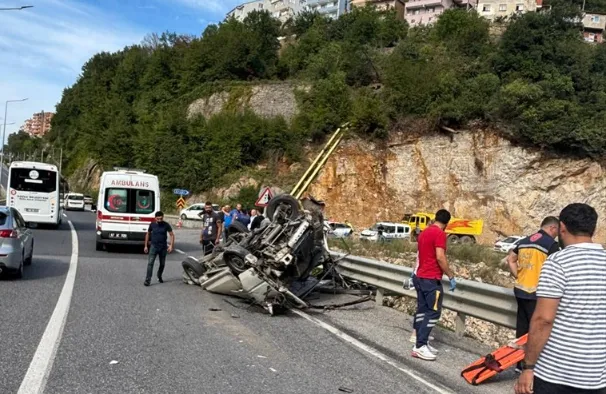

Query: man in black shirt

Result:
[144,211,175,286]
[199,201,222,255]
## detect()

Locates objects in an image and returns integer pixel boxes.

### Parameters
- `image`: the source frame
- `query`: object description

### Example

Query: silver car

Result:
[0,207,34,279]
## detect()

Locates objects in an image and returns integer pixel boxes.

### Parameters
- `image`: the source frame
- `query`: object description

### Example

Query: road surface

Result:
[0,211,516,393]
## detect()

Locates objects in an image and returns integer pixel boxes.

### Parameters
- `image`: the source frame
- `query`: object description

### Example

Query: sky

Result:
[0,0,243,137]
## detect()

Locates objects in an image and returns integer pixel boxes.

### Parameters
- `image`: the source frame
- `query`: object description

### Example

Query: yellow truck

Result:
[402,212,484,244]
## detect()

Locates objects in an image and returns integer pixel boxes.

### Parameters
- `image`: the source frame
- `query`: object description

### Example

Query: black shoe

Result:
[158,277,163,283]
[144,281,150,286]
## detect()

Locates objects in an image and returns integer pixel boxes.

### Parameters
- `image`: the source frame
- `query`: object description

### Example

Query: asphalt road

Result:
[0,211,514,394]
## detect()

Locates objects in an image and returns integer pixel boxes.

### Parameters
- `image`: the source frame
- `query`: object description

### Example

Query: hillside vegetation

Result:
[9,2,606,193]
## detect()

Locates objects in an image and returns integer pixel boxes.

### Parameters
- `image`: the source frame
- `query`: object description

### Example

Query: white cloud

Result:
[0,0,146,138]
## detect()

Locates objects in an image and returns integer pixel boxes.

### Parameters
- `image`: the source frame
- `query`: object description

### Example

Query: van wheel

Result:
[96,241,104,251]
[266,194,300,222]
[447,234,460,244]
[182,258,206,284]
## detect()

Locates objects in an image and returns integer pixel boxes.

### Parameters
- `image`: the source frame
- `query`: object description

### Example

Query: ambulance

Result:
[95,168,161,251]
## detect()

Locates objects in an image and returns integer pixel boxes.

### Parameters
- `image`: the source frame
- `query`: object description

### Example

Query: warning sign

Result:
[255,187,273,207]
[176,197,186,209]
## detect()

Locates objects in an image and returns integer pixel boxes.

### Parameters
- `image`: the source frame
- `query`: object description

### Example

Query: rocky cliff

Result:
[187,82,307,122]
[310,127,606,244]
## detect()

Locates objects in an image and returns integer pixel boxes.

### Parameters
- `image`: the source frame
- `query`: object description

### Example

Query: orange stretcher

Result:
[461,334,528,385]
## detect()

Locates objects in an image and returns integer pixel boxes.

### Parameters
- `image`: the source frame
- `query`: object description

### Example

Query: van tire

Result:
[460,235,474,244]
[223,245,250,276]
[96,241,104,251]
[227,221,249,236]
[182,258,206,284]
[266,194,300,221]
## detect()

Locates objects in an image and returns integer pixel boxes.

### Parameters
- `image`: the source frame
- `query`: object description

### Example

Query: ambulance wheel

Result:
[460,235,474,244]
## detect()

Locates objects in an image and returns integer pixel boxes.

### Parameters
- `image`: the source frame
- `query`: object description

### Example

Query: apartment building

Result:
[22,111,54,138]
[304,0,348,19]
[227,1,265,21]
[350,0,406,19]
[476,0,542,21]
[227,0,347,22]
[405,0,476,26]
[583,12,606,43]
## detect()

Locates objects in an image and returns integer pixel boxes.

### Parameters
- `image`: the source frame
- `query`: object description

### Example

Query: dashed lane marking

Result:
[18,220,79,394]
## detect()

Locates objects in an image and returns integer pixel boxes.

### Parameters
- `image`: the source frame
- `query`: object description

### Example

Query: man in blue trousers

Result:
[412,209,457,361]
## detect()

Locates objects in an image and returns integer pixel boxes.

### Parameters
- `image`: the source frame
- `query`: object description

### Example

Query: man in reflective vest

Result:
[507,216,560,371]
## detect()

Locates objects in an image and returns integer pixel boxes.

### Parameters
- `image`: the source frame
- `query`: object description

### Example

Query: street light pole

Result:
[0,98,28,188]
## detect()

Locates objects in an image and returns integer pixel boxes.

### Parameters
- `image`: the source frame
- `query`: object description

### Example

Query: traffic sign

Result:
[255,187,273,207]
[173,188,190,196]
[176,197,186,209]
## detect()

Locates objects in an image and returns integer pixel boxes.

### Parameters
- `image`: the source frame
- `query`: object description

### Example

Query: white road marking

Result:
[62,213,67,218]
[18,220,79,394]
[291,309,453,394]
[175,249,185,255]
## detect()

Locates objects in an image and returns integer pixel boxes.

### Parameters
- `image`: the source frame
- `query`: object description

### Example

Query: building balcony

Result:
[406,0,445,9]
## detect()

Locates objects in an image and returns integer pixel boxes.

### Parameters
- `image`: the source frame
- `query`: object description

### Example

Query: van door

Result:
[102,185,130,240]
[397,226,406,238]
[130,188,155,236]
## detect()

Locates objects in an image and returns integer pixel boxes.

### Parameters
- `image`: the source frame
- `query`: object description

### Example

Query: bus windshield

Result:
[10,168,57,193]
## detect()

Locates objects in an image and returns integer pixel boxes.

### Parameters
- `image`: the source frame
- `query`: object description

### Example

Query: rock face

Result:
[67,159,102,193]
[310,129,606,244]
[187,82,306,123]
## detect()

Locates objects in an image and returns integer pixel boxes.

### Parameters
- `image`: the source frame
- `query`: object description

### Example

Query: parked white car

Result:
[360,222,411,242]
[325,221,354,238]
[179,203,220,220]
[494,235,524,253]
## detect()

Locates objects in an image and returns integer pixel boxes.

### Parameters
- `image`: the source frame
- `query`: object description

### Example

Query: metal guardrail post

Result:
[376,288,384,306]
[455,312,467,338]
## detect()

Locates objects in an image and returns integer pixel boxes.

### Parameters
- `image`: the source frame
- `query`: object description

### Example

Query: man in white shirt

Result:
[515,203,606,394]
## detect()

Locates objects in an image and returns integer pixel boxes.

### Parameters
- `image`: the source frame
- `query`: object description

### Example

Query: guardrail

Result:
[331,252,517,337]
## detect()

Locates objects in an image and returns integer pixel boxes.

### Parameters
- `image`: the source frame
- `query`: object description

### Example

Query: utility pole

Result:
[0,98,28,189]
